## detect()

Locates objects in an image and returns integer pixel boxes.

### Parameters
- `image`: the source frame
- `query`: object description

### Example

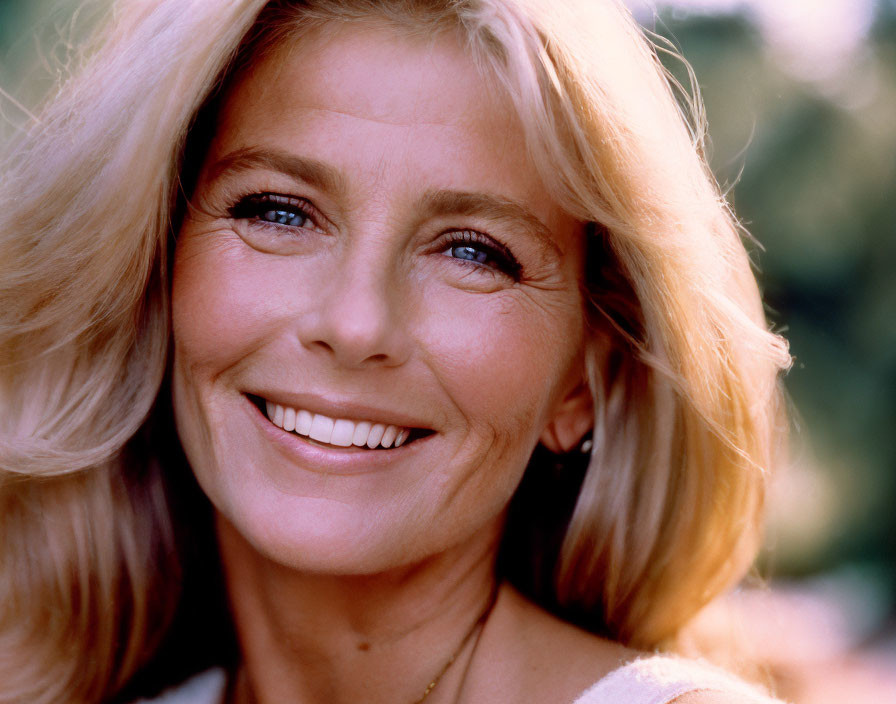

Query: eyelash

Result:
[227,192,522,279]
[228,192,322,231]
[435,230,522,279]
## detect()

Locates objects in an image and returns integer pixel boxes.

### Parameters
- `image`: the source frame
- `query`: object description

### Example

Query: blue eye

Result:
[441,230,521,279]
[230,193,321,231]
[260,207,312,228]
[450,244,489,264]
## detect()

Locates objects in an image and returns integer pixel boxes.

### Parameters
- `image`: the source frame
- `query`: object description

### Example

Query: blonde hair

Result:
[0,0,791,701]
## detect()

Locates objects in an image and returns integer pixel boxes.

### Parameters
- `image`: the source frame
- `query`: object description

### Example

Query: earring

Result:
[545,431,593,476]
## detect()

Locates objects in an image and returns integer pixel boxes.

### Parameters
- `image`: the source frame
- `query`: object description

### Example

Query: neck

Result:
[217,515,501,704]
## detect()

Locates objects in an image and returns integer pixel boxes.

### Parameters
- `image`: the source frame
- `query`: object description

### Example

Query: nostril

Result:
[311,340,335,354]
[308,339,394,367]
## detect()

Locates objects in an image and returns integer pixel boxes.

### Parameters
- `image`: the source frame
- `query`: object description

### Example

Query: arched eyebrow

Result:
[205,146,347,196]
[205,147,562,258]
[419,190,562,257]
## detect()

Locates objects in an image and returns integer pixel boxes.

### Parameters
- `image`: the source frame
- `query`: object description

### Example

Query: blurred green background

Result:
[2,0,894,654]
[636,1,896,601]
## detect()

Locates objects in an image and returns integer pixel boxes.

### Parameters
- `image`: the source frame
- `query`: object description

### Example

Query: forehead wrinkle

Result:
[306,104,464,130]
[419,189,563,258]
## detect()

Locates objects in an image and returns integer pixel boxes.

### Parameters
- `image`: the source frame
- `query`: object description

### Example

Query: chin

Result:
[188,449,427,576]
[213,493,441,577]
[173,380,514,579]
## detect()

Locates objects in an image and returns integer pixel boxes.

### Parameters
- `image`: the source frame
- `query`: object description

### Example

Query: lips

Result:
[247,394,430,450]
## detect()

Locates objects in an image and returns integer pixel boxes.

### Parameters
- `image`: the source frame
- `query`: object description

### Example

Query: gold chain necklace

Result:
[232,586,499,704]
[412,586,498,703]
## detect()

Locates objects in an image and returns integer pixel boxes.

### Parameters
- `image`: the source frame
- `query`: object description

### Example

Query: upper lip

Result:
[245,389,436,431]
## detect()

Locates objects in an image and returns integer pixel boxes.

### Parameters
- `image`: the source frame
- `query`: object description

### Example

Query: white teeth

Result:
[309,414,334,444]
[296,409,313,435]
[366,423,386,448]
[380,425,399,448]
[262,400,415,449]
[331,419,355,447]
[352,421,372,447]
[283,407,296,432]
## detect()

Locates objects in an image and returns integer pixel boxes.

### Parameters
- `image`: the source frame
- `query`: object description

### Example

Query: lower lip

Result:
[241,394,432,475]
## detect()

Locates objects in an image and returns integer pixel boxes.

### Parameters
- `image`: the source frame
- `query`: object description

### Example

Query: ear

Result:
[539,380,594,454]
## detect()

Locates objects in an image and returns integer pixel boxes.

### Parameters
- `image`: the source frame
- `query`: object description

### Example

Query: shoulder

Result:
[573,655,787,704]
[485,591,786,704]
[478,585,638,702]
[672,692,773,704]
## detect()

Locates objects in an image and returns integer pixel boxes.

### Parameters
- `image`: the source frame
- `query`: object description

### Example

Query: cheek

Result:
[416,283,584,438]
[170,232,295,515]
[171,233,277,377]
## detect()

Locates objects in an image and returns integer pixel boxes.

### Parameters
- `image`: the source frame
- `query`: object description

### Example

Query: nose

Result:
[297,245,411,369]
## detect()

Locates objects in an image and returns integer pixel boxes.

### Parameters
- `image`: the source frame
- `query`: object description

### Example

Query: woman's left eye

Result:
[439,230,521,279]
[229,192,322,231]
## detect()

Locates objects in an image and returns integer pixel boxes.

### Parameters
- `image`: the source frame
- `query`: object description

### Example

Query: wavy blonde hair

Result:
[0,0,791,701]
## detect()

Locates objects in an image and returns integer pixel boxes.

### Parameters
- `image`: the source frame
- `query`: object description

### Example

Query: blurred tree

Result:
[653,8,896,602]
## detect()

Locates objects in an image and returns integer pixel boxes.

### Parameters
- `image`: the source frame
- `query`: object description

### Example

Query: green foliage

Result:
[656,11,896,588]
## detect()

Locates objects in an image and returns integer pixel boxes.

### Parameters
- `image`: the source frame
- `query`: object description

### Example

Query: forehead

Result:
[214,20,520,162]
[207,19,581,255]
[249,21,503,126]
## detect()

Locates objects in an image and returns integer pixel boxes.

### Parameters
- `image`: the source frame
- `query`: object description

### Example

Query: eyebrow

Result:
[205,147,347,196]
[205,147,562,257]
[420,189,562,257]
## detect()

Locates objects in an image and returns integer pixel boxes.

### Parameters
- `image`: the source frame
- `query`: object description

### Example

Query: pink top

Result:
[134,655,785,703]
[572,655,784,704]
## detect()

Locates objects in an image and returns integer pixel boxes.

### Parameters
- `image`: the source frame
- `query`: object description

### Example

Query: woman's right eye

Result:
[229,192,323,232]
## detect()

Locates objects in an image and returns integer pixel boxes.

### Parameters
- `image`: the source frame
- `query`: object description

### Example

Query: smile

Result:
[250,395,431,450]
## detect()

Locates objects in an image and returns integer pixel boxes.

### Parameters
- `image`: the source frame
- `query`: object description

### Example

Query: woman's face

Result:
[172,21,590,574]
